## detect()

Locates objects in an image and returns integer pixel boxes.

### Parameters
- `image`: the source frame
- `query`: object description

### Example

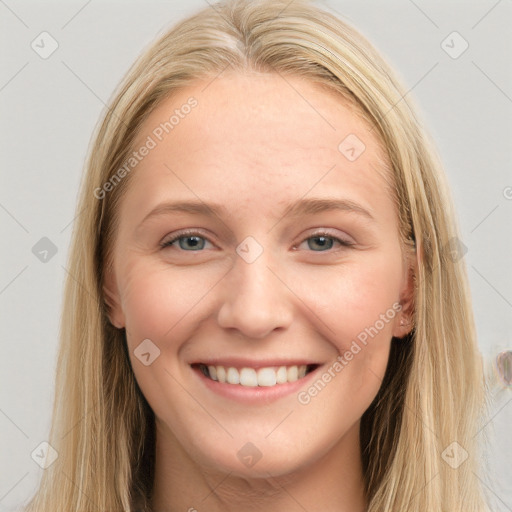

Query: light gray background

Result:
[1,0,511,510]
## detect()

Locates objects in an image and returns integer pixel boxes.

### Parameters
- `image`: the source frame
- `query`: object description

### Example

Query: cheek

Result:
[118,258,221,342]
[297,250,403,344]
[293,251,403,397]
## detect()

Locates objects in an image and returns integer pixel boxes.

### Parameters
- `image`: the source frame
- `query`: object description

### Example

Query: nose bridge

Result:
[216,241,292,338]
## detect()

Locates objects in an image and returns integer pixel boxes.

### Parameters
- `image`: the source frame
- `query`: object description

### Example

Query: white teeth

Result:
[257,367,277,387]
[226,367,240,385]
[276,366,288,384]
[287,365,298,382]
[201,364,312,387]
[216,366,226,383]
[208,365,217,381]
[239,368,258,386]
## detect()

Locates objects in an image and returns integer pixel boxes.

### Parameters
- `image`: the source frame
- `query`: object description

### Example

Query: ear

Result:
[393,249,417,339]
[103,267,126,329]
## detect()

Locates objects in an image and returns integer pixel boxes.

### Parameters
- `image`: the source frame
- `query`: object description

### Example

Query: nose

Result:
[216,248,294,339]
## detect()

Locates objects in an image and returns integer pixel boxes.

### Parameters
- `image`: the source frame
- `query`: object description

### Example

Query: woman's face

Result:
[105,72,414,477]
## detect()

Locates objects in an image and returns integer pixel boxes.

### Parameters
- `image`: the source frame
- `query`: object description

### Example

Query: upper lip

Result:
[191,358,321,369]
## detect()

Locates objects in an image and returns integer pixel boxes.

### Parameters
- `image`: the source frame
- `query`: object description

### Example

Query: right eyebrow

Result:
[138,200,226,228]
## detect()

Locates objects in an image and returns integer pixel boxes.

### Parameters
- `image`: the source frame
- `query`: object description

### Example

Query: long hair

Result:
[24,0,490,510]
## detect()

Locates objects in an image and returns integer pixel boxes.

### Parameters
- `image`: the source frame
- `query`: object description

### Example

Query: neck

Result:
[150,420,367,512]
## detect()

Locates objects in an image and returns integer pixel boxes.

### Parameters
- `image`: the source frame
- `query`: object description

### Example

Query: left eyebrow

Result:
[281,197,375,221]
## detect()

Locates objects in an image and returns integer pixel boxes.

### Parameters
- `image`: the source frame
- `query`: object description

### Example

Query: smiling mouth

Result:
[195,363,319,387]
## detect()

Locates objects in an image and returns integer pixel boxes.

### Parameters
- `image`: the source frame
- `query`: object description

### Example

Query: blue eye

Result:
[307,235,334,251]
[298,232,352,252]
[161,230,352,253]
[161,233,211,251]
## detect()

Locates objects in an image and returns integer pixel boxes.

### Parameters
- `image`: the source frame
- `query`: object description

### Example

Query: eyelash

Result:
[160,229,354,252]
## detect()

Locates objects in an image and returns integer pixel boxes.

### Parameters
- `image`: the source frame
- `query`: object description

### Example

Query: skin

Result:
[104,71,415,512]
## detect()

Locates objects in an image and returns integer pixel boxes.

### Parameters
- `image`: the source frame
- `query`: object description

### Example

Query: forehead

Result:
[124,72,393,221]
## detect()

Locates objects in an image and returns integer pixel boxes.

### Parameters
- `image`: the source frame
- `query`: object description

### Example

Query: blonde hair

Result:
[24,1,490,510]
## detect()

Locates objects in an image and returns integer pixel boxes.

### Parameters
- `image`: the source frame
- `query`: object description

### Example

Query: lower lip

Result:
[193,365,322,404]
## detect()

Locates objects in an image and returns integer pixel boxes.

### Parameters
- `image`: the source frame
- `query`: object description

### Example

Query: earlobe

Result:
[103,271,125,329]
[397,315,414,337]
